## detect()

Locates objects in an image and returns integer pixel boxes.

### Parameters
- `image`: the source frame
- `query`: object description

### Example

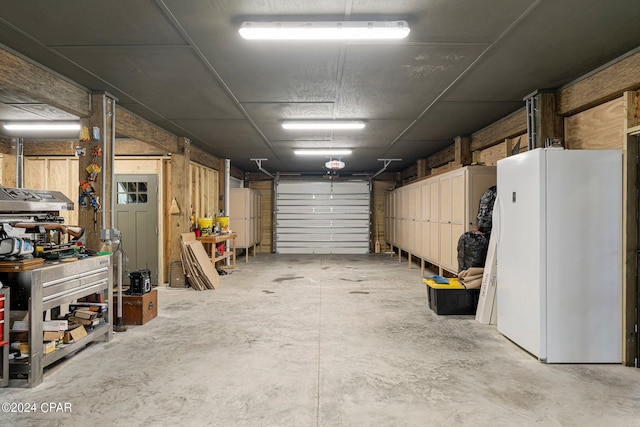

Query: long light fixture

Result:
[282,120,365,130]
[3,122,80,131]
[239,21,410,41]
[294,149,352,156]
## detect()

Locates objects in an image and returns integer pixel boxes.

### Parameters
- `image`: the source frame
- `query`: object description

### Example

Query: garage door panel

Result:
[277,232,369,242]
[277,197,369,206]
[277,207,369,216]
[275,180,370,254]
[276,219,369,227]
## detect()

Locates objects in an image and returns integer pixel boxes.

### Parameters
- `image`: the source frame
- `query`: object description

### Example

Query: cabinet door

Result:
[451,172,465,225]
[429,180,439,222]
[439,177,451,223]
[418,221,429,259]
[439,223,452,269]
[420,182,430,221]
[429,222,439,263]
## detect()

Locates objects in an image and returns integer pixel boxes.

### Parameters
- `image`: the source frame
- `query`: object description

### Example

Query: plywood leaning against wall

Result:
[24,157,79,225]
[564,97,625,150]
[189,162,219,220]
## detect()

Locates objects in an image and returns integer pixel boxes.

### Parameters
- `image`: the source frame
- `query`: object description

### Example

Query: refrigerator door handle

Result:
[493,194,501,246]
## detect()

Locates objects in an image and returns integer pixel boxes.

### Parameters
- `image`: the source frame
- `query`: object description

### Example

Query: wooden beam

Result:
[115,106,179,153]
[454,136,471,165]
[23,140,77,156]
[557,51,640,116]
[0,48,91,118]
[416,158,429,179]
[427,144,455,169]
[533,91,563,148]
[191,145,222,171]
[247,172,274,181]
[399,164,417,181]
[0,136,13,154]
[471,108,527,151]
[169,137,191,287]
[116,138,168,156]
[77,93,115,250]
[0,137,16,186]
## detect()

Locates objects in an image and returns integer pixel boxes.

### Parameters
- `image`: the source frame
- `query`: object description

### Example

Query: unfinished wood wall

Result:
[249,180,273,253]
[24,157,79,225]
[372,181,394,252]
[564,97,625,150]
[473,134,528,166]
[189,162,219,220]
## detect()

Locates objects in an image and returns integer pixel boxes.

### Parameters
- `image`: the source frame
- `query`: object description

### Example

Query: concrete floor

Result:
[1,253,640,426]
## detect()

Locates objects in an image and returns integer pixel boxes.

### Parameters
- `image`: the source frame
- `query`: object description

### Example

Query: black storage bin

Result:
[424,278,480,315]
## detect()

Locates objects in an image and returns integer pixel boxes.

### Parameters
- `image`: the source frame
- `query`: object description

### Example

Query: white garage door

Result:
[275,180,371,254]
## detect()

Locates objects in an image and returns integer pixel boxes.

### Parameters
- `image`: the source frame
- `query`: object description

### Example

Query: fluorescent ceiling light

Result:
[3,123,81,131]
[282,121,365,130]
[239,21,410,41]
[294,149,352,156]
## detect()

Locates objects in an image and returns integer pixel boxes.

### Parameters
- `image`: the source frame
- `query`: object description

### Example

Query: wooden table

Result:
[197,232,237,269]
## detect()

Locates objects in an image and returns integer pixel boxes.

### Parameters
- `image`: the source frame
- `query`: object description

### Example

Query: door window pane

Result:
[117,181,149,204]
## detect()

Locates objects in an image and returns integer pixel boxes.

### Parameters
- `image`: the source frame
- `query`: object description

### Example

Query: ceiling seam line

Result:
[154,0,281,161]
[46,44,192,49]
[381,0,545,157]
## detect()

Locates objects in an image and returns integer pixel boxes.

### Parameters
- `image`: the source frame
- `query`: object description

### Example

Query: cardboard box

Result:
[44,341,56,354]
[68,316,99,327]
[73,309,97,320]
[63,325,87,343]
[69,302,108,315]
[43,331,64,342]
[43,320,68,332]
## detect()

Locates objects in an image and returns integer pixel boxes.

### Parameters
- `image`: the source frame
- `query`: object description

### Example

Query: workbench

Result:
[1,255,112,387]
[197,232,237,269]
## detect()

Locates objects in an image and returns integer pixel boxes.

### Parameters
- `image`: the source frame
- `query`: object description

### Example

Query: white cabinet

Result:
[230,188,262,259]
[386,166,495,274]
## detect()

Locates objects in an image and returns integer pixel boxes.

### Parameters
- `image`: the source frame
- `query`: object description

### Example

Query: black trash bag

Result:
[457,231,489,272]
[476,185,497,234]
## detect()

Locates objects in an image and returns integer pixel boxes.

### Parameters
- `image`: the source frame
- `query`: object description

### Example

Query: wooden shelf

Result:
[198,233,237,269]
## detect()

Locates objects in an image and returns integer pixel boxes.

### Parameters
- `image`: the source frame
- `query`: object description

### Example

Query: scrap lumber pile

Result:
[180,233,221,290]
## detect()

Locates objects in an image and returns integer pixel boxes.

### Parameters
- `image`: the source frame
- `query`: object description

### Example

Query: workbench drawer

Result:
[113,288,157,325]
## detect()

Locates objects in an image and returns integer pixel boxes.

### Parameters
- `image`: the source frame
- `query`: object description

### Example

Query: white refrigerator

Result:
[496,148,622,363]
